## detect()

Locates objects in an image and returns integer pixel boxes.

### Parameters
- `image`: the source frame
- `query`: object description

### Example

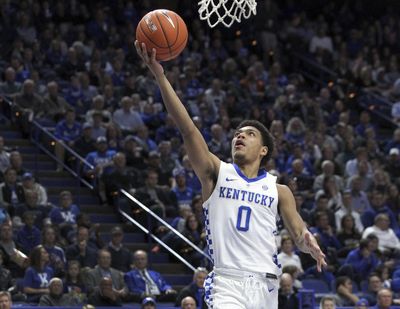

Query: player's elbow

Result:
[180,123,197,138]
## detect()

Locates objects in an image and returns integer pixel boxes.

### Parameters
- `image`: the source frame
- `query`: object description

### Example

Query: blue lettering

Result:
[241,190,248,201]
[261,195,268,206]
[268,197,275,208]
[226,188,232,199]
[220,187,274,208]
[219,187,226,198]
[248,192,255,202]
[232,189,240,200]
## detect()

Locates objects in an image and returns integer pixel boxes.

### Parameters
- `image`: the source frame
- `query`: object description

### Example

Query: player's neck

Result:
[236,162,261,179]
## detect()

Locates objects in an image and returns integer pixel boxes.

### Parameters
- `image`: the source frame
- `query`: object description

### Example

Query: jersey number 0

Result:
[236,205,252,231]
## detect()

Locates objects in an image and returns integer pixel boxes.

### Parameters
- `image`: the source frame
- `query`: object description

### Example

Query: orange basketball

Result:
[136,9,188,62]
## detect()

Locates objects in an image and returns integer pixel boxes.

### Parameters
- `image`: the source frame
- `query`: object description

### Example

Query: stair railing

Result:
[291,51,397,127]
[119,188,212,264]
[1,94,212,271]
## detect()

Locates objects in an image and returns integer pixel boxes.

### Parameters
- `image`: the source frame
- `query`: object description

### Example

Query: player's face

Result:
[231,126,266,166]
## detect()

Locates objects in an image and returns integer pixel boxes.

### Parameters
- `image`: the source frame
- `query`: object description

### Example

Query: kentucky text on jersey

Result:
[219,186,275,207]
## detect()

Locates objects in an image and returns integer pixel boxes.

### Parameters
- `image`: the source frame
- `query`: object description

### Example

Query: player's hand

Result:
[304,232,327,272]
[134,40,164,78]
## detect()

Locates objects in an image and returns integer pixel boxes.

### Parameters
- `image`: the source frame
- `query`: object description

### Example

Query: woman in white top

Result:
[277,235,304,274]
[362,213,400,252]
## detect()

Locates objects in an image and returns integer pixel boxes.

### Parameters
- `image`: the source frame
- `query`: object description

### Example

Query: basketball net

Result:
[198,0,257,28]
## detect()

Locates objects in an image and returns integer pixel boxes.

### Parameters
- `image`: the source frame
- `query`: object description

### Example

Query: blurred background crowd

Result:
[0,0,400,308]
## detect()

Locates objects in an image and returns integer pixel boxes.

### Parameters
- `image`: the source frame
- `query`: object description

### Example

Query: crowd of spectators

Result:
[0,0,400,308]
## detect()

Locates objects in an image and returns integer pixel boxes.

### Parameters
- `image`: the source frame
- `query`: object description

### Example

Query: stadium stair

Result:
[1,123,193,292]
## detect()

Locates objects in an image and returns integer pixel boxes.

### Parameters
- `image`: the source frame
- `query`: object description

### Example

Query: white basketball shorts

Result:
[204,267,279,309]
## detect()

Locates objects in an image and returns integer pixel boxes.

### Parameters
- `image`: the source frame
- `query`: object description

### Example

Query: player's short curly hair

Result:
[236,120,275,168]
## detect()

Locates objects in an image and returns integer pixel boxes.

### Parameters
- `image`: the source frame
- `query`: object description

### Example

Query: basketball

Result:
[136,9,188,62]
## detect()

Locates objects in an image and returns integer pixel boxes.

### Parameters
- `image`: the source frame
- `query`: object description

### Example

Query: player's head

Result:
[233,120,274,168]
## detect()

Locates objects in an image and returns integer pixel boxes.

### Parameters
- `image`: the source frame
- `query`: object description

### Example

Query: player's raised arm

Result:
[277,184,327,272]
[135,42,220,194]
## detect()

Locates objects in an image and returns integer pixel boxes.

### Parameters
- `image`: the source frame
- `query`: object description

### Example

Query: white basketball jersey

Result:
[203,161,281,275]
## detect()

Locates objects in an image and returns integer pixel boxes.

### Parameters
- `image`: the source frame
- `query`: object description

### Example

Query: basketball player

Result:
[135,42,326,309]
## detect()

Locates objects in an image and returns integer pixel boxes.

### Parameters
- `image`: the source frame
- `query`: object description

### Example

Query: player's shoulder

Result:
[276,184,292,196]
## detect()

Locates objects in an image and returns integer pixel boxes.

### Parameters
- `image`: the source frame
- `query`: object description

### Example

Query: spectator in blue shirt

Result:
[86,8,112,48]
[344,238,379,283]
[109,59,126,87]
[16,212,41,255]
[182,155,201,195]
[54,108,82,171]
[361,190,399,234]
[349,176,371,215]
[90,112,107,140]
[84,137,116,204]
[172,168,194,209]
[355,111,376,138]
[64,75,85,111]
[23,245,54,303]
[309,211,342,251]
[135,126,157,153]
[284,117,307,145]
[284,144,314,176]
[124,250,176,302]
[84,137,116,179]
[49,191,80,241]
[192,116,211,143]
[42,226,66,277]
[155,115,180,144]
[140,102,165,131]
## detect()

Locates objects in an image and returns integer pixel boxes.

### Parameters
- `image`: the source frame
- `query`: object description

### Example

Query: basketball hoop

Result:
[198,0,257,28]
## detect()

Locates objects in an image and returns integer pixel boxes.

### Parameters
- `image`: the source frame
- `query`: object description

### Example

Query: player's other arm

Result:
[135,42,220,189]
[277,184,327,272]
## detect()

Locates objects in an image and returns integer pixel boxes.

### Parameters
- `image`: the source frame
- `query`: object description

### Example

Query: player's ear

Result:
[261,146,268,157]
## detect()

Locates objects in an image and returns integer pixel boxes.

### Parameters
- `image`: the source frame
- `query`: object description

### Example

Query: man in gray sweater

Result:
[39,278,80,306]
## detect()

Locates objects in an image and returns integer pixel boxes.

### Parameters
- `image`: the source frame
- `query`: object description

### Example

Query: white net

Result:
[198,0,257,28]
